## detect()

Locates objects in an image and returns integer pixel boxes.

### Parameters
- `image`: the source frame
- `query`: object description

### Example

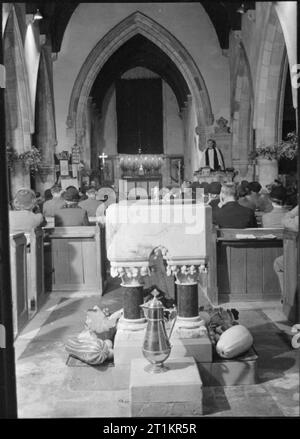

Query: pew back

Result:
[216,228,283,302]
[25,228,45,314]
[46,225,104,293]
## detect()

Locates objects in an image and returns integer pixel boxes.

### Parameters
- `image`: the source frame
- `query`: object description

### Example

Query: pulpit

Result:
[106,199,214,365]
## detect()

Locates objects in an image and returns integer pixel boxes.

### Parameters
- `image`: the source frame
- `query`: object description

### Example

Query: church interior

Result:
[0,2,299,419]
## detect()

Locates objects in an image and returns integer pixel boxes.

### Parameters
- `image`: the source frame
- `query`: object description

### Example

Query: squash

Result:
[216,324,253,359]
[198,311,211,325]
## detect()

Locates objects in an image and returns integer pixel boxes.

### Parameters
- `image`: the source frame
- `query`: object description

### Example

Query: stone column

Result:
[166,261,208,338]
[34,44,57,193]
[111,264,149,331]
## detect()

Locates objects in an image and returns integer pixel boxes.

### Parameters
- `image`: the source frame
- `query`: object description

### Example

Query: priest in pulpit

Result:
[199,139,225,171]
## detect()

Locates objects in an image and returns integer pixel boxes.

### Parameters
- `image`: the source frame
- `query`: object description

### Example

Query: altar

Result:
[119,176,162,200]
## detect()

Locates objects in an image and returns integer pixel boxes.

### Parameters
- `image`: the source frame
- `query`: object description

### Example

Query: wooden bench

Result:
[283,229,298,323]
[24,228,45,315]
[46,225,105,293]
[9,233,28,338]
[216,228,284,302]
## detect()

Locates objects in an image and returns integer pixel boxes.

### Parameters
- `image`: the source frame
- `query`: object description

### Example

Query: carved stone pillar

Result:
[110,263,150,331]
[34,45,57,192]
[166,261,208,338]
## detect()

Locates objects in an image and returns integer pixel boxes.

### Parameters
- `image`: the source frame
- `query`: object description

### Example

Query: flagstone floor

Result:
[14,281,299,418]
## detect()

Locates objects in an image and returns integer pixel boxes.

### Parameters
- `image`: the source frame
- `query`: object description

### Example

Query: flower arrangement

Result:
[250,132,298,161]
[6,145,19,169]
[6,145,42,173]
[277,131,298,160]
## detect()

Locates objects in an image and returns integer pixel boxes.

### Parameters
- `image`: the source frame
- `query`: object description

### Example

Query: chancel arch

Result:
[67,11,214,181]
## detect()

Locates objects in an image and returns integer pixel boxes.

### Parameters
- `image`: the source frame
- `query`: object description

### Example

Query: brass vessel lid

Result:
[147,289,164,309]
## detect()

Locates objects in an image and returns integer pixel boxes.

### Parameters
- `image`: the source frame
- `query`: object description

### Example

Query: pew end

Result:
[45,225,105,294]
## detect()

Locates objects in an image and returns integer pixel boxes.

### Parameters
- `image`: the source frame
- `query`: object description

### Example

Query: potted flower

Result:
[6,145,43,174]
[19,147,43,174]
[250,132,298,187]
[278,131,298,158]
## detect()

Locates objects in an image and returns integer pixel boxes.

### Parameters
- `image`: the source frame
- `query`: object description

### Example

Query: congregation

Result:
[8,178,298,306]
[9,177,298,231]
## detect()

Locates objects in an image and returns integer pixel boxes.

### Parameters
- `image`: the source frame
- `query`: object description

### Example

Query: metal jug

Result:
[140,289,177,373]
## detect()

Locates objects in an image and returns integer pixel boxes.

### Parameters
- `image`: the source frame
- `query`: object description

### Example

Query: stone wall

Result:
[53,3,229,154]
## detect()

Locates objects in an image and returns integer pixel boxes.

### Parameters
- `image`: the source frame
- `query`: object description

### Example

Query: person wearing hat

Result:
[208,181,221,201]
[9,188,47,232]
[78,188,104,217]
[208,181,222,224]
[54,186,90,226]
[261,186,289,228]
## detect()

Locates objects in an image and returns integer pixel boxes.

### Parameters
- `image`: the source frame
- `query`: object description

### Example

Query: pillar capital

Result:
[111,264,150,287]
[166,261,207,285]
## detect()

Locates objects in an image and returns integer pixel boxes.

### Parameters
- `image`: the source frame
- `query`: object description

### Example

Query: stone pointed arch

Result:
[67,11,214,146]
[4,6,33,153]
[253,3,286,147]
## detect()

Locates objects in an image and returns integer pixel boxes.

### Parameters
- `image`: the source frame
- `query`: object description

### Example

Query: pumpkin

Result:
[216,324,253,359]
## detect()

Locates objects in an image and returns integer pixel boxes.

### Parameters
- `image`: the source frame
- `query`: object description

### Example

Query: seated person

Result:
[261,186,289,228]
[199,182,209,202]
[44,188,53,202]
[247,181,272,212]
[208,182,221,224]
[43,185,65,217]
[273,205,298,302]
[9,188,46,232]
[199,139,225,171]
[78,188,103,217]
[237,182,256,211]
[95,202,107,225]
[54,186,90,226]
[96,186,117,207]
[34,191,44,213]
[214,183,257,228]
[208,181,221,202]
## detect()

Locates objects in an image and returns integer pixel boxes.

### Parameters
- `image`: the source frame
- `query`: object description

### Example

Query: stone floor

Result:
[14,281,299,418]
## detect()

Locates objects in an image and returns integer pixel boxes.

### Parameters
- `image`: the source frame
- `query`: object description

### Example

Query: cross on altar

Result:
[99,152,108,166]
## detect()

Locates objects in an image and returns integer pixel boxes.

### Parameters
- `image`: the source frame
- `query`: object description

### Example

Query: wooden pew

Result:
[283,229,298,323]
[216,228,283,302]
[25,228,45,316]
[46,225,104,293]
[9,233,28,338]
